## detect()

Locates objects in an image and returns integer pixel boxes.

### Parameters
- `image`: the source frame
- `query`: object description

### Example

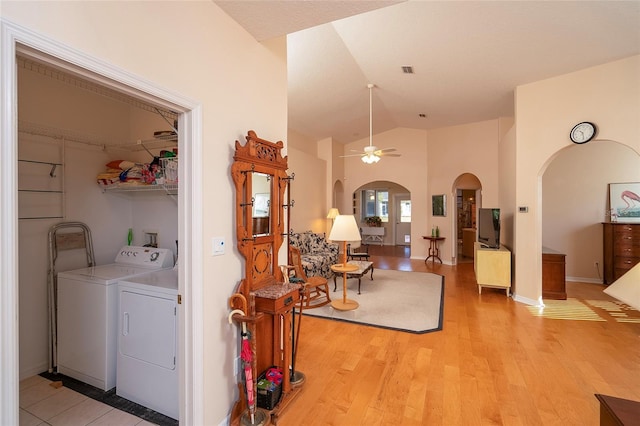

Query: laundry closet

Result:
[17,56,179,418]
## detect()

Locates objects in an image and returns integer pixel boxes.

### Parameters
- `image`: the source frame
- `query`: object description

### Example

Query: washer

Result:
[57,246,174,391]
[117,268,178,420]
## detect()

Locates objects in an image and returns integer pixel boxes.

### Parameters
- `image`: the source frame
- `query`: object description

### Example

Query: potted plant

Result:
[364,216,382,227]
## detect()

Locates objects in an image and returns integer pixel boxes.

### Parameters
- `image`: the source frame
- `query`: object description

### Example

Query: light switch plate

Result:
[212,237,225,255]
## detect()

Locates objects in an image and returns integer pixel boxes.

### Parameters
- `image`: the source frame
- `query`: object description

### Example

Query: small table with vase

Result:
[423,235,445,265]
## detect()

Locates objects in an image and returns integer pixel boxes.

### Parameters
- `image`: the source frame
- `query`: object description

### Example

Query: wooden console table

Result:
[595,394,640,425]
[423,235,445,264]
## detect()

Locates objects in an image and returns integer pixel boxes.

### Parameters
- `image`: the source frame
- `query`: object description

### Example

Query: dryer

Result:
[57,246,174,391]
[117,268,179,420]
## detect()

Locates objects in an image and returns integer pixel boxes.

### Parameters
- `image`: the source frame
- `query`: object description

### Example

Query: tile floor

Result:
[20,375,158,426]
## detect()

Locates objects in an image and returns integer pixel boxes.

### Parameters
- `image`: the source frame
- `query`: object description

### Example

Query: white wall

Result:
[2,2,288,424]
[287,145,327,233]
[514,55,640,304]
[426,120,502,262]
[342,127,429,258]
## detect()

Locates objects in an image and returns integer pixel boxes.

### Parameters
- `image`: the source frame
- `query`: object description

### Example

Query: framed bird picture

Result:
[609,182,640,223]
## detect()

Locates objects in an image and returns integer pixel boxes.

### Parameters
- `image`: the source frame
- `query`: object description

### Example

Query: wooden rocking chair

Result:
[284,246,331,309]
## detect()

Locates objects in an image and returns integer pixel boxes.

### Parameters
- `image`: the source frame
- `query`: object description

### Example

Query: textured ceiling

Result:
[215,0,640,146]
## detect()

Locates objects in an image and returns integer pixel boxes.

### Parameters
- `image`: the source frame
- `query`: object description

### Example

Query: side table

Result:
[330,263,359,311]
[423,236,445,264]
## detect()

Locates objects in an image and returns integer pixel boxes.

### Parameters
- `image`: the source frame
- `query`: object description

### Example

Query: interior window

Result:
[362,189,389,222]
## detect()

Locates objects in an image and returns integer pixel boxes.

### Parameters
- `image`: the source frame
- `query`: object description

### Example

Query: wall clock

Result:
[570,122,597,144]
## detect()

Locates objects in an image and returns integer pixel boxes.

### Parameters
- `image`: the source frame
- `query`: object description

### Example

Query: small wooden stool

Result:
[302,276,331,308]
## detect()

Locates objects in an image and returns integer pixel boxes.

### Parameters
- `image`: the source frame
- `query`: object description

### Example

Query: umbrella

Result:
[240,321,256,424]
[229,307,255,424]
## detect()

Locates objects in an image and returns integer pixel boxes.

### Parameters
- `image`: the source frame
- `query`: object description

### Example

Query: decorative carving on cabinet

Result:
[231,130,289,295]
[229,130,301,425]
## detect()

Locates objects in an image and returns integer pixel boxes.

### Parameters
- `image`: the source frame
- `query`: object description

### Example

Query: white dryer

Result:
[117,268,179,420]
[57,246,174,391]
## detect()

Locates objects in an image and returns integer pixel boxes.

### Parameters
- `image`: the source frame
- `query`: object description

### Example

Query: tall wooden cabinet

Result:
[603,222,640,284]
[229,131,301,425]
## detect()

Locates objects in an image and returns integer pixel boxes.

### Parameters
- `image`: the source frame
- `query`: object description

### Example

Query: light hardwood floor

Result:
[278,246,640,426]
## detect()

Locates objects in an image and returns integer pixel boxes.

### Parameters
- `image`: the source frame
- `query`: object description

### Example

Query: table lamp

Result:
[326,208,340,236]
[326,208,340,221]
[328,214,361,310]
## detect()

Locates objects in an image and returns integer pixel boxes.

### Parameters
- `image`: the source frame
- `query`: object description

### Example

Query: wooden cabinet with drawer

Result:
[603,223,640,284]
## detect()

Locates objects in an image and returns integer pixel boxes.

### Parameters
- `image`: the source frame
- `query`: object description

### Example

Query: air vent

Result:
[401,66,414,74]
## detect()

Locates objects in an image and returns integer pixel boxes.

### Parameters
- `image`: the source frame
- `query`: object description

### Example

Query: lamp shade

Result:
[326,208,340,219]
[328,215,362,242]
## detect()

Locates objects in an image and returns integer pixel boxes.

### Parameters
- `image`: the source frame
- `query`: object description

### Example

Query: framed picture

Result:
[609,182,640,223]
[432,194,446,217]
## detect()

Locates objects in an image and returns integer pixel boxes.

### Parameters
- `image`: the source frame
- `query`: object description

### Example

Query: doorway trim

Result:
[393,193,411,245]
[0,19,204,425]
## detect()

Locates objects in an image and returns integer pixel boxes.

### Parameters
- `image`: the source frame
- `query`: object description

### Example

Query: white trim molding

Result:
[0,18,204,426]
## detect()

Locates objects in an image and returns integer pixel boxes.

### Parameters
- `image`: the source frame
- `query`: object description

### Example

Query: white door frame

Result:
[0,19,204,425]
[393,193,411,245]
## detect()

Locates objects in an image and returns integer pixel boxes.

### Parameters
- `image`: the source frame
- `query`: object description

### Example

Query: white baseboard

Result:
[512,293,542,306]
[20,361,49,381]
[566,276,603,284]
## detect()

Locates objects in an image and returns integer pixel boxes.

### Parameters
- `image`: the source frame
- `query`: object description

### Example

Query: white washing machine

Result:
[117,268,179,420]
[57,246,174,391]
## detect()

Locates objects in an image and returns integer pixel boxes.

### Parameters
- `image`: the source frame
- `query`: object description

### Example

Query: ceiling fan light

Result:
[361,153,380,164]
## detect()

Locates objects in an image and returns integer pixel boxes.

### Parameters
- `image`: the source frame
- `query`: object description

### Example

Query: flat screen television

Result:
[478,208,500,249]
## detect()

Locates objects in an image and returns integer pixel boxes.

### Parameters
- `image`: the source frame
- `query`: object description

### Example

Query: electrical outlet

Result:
[234,356,240,377]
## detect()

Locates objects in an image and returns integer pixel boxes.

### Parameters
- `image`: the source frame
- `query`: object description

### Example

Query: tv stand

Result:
[474,242,511,296]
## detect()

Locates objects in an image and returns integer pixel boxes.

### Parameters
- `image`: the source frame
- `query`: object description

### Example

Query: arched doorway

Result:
[353,180,411,248]
[541,140,640,292]
[453,173,482,263]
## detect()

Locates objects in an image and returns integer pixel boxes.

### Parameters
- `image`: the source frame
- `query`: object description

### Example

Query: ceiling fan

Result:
[342,83,401,164]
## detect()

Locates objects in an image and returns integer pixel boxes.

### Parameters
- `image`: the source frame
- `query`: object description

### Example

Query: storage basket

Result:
[256,366,282,410]
[160,157,178,184]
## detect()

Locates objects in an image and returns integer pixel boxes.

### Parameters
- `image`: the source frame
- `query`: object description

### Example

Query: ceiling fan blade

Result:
[340,153,366,158]
[380,153,401,157]
[377,147,397,153]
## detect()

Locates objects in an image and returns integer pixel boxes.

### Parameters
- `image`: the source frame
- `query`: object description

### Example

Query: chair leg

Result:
[302,278,331,308]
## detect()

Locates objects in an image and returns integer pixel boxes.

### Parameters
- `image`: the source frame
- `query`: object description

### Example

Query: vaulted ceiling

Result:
[215,1,640,145]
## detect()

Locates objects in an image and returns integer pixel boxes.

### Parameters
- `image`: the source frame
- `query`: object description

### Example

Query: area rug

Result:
[302,269,444,334]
